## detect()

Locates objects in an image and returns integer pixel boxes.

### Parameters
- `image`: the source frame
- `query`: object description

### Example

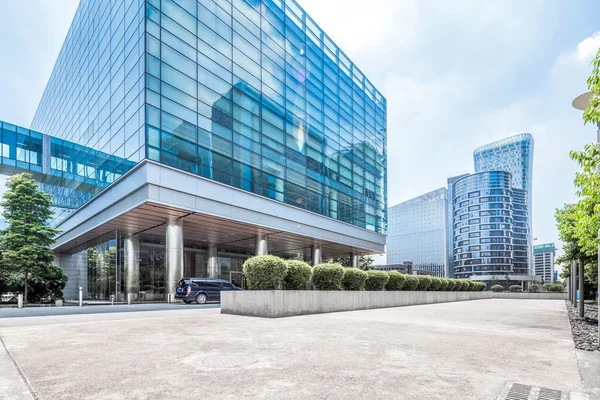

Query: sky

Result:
[0,0,599,263]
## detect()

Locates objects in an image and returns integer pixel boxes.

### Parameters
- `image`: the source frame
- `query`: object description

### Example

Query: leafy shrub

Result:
[491,284,503,292]
[284,260,312,290]
[342,268,367,291]
[402,275,419,290]
[528,284,541,293]
[312,263,345,290]
[429,277,443,291]
[544,283,565,293]
[466,280,476,291]
[438,278,449,291]
[385,272,407,291]
[445,279,456,291]
[416,275,433,291]
[477,282,487,291]
[455,280,467,291]
[364,270,390,291]
[509,285,523,293]
[243,255,288,290]
[0,265,68,302]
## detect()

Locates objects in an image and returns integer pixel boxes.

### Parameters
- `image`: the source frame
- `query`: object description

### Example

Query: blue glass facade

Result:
[31,0,387,234]
[452,171,514,278]
[143,0,387,233]
[32,0,147,226]
[473,133,533,274]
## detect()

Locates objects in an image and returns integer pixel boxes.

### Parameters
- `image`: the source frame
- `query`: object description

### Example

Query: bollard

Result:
[110,295,114,306]
[128,293,132,305]
[167,293,171,304]
[78,287,83,307]
[17,293,23,309]
[578,260,585,317]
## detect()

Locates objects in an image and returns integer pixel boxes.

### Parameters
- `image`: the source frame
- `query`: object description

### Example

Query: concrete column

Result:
[578,260,585,317]
[255,234,268,256]
[165,218,184,297]
[207,244,219,278]
[124,235,140,300]
[311,245,322,266]
[350,253,359,268]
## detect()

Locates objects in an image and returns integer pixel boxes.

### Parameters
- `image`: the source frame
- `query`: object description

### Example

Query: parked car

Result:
[175,278,242,304]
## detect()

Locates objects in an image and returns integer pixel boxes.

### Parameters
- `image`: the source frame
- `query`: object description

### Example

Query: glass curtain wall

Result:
[83,230,251,301]
[143,0,387,234]
[31,0,147,227]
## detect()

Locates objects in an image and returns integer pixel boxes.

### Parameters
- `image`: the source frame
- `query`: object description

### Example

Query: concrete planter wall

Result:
[491,292,567,300]
[221,290,492,318]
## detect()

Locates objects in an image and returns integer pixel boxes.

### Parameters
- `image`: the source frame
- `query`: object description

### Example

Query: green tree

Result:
[554,46,600,299]
[0,173,62,303]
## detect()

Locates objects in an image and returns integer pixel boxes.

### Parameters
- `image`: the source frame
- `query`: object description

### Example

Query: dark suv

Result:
[175,278,242,304]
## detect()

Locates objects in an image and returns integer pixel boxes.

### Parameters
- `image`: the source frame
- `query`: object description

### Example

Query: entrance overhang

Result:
[52,161,386,259]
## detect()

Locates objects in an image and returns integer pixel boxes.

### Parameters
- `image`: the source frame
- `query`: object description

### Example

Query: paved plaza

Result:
[0,299,595,399]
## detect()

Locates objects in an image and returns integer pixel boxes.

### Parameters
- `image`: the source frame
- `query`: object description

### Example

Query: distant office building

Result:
[376,261,413,274]
[473,133,534,275]
[452,133,538,286]
[447,174,469,277]
[533,243,555,283]
[387,188,447,277]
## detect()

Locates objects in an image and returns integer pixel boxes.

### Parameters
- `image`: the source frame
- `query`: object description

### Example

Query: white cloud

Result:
[575,32,600,63]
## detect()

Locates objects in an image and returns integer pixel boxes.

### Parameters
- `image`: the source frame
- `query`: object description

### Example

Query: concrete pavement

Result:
[0,299,591,399]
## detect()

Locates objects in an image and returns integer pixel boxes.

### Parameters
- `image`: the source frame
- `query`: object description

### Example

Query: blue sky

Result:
[0,0,599,261]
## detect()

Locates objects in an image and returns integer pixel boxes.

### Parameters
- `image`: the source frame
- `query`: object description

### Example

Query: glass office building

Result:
[533,243,555,283]
[473,133,533,274]
[387,188,447,278]
[9,0,387,300]
[452,171,514,278]
[451,133,537,284]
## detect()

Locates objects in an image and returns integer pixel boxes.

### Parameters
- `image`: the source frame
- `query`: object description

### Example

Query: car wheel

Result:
[196,293,207,304]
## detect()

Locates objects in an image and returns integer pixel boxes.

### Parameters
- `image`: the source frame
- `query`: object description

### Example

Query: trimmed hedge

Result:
[402,275,419,290]
[385,272,407,291]
[491,284,503,292]
[456,279,469,292]
[509,285,523,293]
[243,255,288,290]
[429,277,443,291]
[528,284,541,293]
[437,278,449,291]
[466,280,476,291]
[312,263,345,290]
[544,283,565,293]
[416,275,433,291]
[342,268,367,291]
[365,270,390,291]
[284,260,312,290]
[445,279,456,291]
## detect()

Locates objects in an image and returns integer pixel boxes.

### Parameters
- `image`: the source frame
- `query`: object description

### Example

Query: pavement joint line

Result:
[0,334,37,400]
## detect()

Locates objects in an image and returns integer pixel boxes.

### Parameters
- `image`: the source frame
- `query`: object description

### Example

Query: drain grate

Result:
[506,383,533,400]
[497,383,568,400]
[201,354,257,368]
[537,388,563,400]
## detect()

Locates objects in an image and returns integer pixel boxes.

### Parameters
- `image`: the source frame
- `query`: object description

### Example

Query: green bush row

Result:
[243,256,488,292]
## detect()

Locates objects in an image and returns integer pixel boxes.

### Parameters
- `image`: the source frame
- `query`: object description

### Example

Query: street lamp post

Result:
[572,91,599,341]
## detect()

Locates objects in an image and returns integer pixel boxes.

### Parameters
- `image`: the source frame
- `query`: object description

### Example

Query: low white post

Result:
[17,293,23,309]
[78,287,83,307]
[110,295,114,306]
[127,293,132,305]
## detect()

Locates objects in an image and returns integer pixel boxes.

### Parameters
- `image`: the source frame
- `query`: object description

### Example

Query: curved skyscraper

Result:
[452,133,536,285]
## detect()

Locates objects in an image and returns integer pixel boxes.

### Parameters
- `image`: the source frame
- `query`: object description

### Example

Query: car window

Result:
[222,283,234,289]
[178,279,189,287]
[194,281,220,288]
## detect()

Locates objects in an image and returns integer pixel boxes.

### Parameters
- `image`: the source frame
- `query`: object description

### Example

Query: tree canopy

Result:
[555,47,600,297]
[0,173,65,302]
